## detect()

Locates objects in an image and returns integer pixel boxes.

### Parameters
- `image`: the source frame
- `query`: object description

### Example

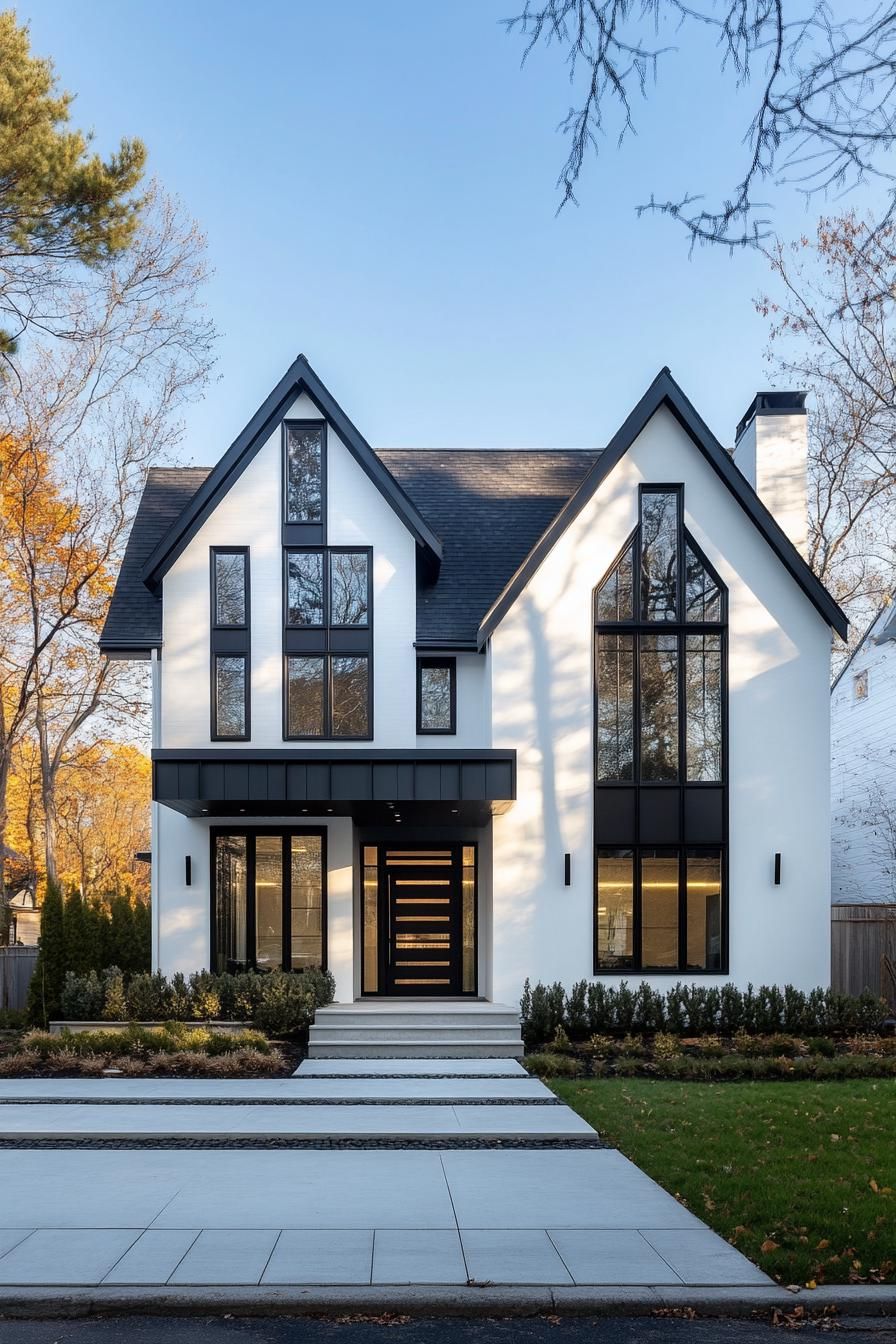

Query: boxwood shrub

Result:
[520,978,888,1047]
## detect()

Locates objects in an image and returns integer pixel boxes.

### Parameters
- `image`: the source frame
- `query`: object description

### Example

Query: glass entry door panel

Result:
[385,849,462,995]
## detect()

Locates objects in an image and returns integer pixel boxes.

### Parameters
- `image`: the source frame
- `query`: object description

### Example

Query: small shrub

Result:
[588,1033,614,1056]
[188,971,222,1020]
[619,1032,647,1058]
[298,966,336,1010]
[652,1031,681,1059]
[253,971,314,1036]
[126,972,170,1021]
[60,970,104,1021]
[168,973,192,1020]
[546,1025,571,1053]
[523,1051,580,1078]
[101,969,127,1020]
[805,1035,837,1057]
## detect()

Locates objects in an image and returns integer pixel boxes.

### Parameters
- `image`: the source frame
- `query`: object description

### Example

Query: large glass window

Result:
[285,424,323,523]
[210,549,250,739]
[212,830,325,973]
[284,547,372,739]
[594,487,727,972]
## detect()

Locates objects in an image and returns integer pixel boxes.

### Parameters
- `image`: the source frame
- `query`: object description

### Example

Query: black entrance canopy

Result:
[152,749,516,826]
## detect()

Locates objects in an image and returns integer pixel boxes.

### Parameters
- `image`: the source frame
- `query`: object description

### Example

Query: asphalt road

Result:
[0,1317,893,1343]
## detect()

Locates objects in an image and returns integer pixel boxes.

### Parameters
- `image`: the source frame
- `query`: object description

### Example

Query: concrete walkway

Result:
[0,1060,770,1290]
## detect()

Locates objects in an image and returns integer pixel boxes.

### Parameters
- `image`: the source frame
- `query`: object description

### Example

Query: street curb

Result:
[0,1284,895,1319]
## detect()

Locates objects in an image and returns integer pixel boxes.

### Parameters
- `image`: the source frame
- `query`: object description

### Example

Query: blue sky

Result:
[20,1,881,462]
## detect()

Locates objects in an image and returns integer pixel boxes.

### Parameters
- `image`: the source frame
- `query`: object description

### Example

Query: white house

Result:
[831,600,896,906]
[101,358,846,1010]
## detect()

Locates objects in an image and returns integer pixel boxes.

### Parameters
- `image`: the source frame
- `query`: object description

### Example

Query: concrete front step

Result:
[310,1025,523,1045]
[316,1010,520,1030]
[308,1001,525,1060]
[308,1039,524,1059]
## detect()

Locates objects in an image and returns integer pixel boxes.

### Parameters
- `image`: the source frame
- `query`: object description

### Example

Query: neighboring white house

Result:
[831,600,896,906]
[101,358,846,1005]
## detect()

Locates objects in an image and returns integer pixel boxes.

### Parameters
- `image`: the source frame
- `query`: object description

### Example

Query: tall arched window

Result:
[594,486,727,974]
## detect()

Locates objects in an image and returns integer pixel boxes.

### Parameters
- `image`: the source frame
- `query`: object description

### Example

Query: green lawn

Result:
[552,1077,895,1286]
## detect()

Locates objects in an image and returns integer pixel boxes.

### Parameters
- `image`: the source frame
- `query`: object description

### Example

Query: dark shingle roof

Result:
[100,452,600,652]
[100,467,212,651]
[378,449,600,644]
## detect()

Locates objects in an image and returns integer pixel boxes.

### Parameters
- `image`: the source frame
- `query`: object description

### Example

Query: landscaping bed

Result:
[553,1077,896,1287]
[523,1031,896,1080]
[0,1021,301,1077]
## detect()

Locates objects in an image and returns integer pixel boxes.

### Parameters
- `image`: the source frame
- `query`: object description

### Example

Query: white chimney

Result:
[733,391,809,557]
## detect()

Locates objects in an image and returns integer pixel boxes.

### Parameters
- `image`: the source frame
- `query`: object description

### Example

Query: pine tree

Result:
[133,899,152,973]
[26,880,65,1026]
[0,13,146,355]
[63,887,91,977]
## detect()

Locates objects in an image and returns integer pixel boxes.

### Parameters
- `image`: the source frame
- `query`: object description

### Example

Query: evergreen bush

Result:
[520,978,888,1043]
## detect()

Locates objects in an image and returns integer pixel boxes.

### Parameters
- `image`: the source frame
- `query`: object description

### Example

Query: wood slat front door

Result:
[384,848,461,995]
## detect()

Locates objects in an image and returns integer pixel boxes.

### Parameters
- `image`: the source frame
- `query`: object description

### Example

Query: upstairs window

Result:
[210,547,250,740]
[417,658,456,734]
[283,547,372,740]
[213,549,248,627]
[284,423,324,523]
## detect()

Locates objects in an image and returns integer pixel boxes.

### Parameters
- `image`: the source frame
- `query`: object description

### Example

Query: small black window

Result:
[214,654,248,739]
[210,548,250,740]
[417,659,456,734]
[285,423,324,523]
[286,552,324,626]
[212,549,248,627]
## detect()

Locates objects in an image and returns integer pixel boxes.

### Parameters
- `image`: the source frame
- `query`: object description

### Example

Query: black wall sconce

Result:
[773,853,781,886]
[185,855,193,887]
[564,853,571,886]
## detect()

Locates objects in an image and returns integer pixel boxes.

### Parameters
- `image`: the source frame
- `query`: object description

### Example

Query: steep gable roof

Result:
[140,355,442,589]
[477,367,849,647]
[100,467,211,653]
[379,449,600,646]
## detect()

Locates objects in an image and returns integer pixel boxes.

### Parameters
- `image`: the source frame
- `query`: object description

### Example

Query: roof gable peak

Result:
[477,366,847,646]
[140,356,442,589]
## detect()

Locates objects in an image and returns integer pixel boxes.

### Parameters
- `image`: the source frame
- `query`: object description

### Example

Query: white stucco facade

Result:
[134,363,839,1006]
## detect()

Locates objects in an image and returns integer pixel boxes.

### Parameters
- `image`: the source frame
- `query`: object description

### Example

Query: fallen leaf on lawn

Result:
[805,1280,817,1289]
[761,1239,780,1253]
[815,1240,830,1250]
[870,1179,879,1193]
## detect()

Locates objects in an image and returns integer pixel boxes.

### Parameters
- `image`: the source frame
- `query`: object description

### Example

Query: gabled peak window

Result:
[284,422,324,525]
[594,486,728,975]
[210,548,250,740]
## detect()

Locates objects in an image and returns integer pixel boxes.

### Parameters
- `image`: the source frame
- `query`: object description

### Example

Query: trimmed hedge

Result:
[24,1023,272,1058]
[520,978,889,1047]
[58,966,335,1037]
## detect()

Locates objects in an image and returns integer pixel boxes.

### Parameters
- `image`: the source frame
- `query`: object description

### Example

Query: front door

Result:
[384,847,464,995]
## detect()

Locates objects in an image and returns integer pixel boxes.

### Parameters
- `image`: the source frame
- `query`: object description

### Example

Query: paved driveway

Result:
[0,1061,769,1289]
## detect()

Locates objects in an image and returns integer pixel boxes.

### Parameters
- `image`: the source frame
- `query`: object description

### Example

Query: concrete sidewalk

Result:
[0,1060,771,1291]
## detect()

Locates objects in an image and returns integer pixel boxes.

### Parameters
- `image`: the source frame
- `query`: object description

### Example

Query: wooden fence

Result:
[831,903,896,1007]
[0,945,38,1013]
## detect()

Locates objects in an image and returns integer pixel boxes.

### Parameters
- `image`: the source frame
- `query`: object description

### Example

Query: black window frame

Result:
[209,825,327,974]
[593,485,729,975]
[416,657,457,735]
[210,547,251,742]
[283,545,374,741]
[282,418,327,543]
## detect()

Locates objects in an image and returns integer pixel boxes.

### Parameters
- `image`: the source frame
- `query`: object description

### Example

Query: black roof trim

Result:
[477,367,848,647]
[141,355,442,587]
